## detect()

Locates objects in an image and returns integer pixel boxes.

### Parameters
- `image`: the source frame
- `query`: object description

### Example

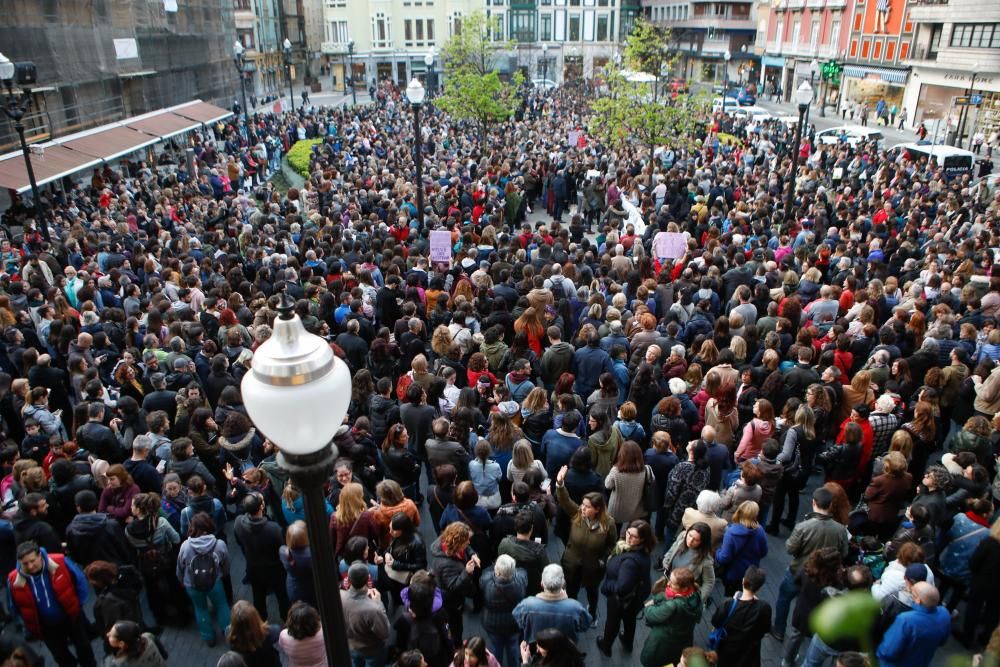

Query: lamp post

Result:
[347,41,356,106]
[424,50,436,97]
[233,41,250,126]
[723,49,731,97]
[740,44,748,86]
[544,44,552,84]
[407,77,426,228]
[282,38,295,112]
[241,292,352,667]
[785,80,813,225]
[804,58,819,127]
[0,53,49,244]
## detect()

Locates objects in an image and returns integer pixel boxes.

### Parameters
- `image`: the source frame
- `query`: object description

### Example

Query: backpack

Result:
[190,546,219,593]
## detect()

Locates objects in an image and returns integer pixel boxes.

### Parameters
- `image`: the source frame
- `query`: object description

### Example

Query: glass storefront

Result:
[843,76,905,113]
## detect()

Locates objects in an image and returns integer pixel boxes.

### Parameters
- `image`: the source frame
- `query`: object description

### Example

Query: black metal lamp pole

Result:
[348,41,357,106]
[1,62,50,243]
[233,46,250,126]
[785,98,809,224]
[412,101,424,227]
[283,39,295,112]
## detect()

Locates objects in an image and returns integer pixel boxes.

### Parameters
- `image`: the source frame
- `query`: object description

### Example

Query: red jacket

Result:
[9,552,83,637]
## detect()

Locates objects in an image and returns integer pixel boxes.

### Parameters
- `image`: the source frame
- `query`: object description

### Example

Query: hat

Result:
[498,401,519,417]
[904,564,928,583]
[461,258,476,270]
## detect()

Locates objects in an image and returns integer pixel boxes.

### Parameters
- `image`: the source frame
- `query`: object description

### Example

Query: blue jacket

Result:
[714,523,768,583]
[612,359,630,406]
[512,594,592,643]
[938,513,990,583]
[573,346,613,397]
[876,604,951,667]
[541,430,583,479]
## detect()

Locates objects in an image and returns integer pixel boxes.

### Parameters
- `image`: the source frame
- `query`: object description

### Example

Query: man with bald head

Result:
[876,581,951,667]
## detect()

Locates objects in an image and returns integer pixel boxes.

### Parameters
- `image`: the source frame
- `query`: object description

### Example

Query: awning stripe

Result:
[842,65,908,85]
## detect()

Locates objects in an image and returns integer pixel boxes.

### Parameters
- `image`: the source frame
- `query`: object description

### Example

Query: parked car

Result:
[736,87,757,106]
[815,125,886,150]
[531,78,557,90]
[712,97,740,114]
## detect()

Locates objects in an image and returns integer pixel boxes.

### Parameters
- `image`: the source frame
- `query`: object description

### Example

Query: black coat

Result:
[65,512,133,566]
[600,549,651,604]
[711,596,772,667]
[233,514,285,581]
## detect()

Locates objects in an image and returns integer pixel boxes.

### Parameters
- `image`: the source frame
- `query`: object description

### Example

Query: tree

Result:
[435,9,523,149]
[434,69,524,151]
[440,10,510,77]
[590,19,710,178]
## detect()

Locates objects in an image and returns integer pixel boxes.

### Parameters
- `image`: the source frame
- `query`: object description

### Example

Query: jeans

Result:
[783,626,807,665]
[564,565,600,617]
[801,634,840,667]
[487,631,520,667]
[600,593,642,651]
[42,616,97,667]
[186,580,231,641]
[351,649,386,667]
[249,569,291,621]
[773,568,800,637]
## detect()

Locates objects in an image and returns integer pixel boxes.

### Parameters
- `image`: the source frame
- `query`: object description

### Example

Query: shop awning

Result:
[0,145,102,192]
[171,101,232,125]
[59,126,159,163]
[127,111,201,140]
[842,65,908,85]
[0,99,231,194]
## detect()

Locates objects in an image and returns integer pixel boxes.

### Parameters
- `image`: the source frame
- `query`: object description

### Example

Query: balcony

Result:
[806,0,825,8]
[906,44,939,62]
[321,41,352,54]
[908,0,951,21]
[786,0,806,8]
[672,16,755,30]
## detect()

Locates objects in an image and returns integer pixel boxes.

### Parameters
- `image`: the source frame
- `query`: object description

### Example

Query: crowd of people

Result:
[0,76,996,667]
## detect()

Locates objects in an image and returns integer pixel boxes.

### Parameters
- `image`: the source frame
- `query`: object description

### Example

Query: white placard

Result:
[114,38,139,60]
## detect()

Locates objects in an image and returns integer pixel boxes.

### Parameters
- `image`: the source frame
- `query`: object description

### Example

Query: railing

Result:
[910,0,948,5]
[907,45,938,60]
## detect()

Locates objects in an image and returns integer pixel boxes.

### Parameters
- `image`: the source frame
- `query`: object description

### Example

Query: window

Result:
[810,20,819,49]
[327,20,348,43]
[404,18,436,46]
[510,9,536,41]
[596,14,608,40]
[886,41,895,60]
[325,0,346,5]
[372,12,391,47]
[854,12,862,31]
[237,29,255,47]
[950,23,1000,48]
[569,14,581,39]
[873,40,882,58]
[776,18,784,44]
[233,0,251,9]
[792,19,801,45]
[830,19,840,51]
[450,12,462,36]
[541,13,553,39]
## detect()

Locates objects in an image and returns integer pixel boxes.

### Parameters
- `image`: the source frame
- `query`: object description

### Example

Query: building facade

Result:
[0,0,238,153]
[644,0,757,87]
[319,0,639,92]
[235,0,284,100]
[835,0,912,117]
[903,0,1000,142]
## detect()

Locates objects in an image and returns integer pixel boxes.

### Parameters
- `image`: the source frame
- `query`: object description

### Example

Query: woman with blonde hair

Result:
[838,369,875,424]
[715,500,768,595]
[507,440,546,487]
[410,354,434,393]
[330,482,380,558]
[431,326,453,361]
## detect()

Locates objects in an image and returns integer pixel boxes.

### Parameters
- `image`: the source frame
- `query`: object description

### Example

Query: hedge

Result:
[287,139,323,177]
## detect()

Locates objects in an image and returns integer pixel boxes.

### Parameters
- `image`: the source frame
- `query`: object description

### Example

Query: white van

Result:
[815,125,885,150]
[895,143,975,178]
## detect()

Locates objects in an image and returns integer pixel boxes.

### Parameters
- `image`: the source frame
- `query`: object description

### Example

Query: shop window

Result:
[885,41,895,60]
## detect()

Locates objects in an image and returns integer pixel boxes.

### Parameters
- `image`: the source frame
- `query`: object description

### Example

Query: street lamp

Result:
[541,43,549,85]
[785,80,813,225]
[347,41,356,106]
[0,52,49,244]
[282,38,295,113]
[740,44,748,86]
[424,50,436,97]
[805,58,820,126]
[406,77,426,228]
[232,40,250,126]
[241,292,352,667]
[723,49,732,98]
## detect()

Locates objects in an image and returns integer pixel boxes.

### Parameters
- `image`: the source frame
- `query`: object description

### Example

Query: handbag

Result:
[707,593,742,651]
[641,465,657,515]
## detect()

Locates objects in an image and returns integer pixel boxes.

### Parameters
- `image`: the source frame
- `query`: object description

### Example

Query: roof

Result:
[0,99,231,193]
[896,143,974,158]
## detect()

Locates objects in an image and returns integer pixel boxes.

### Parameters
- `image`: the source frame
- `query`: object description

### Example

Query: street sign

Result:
[971,94,983,105]
[954,95,983,106]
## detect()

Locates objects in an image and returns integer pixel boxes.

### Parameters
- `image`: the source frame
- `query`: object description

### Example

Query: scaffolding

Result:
[0,0,239,152]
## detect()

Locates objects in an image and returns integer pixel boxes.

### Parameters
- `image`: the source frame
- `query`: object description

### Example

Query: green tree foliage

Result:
[435,9,523,148]
[623,18,672,78]
[591,35,710,176]
[440,10,510,77]
[434,69,524,150]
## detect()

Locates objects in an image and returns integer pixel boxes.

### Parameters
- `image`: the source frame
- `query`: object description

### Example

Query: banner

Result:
[654,231,687,259]
[430,230,452,263]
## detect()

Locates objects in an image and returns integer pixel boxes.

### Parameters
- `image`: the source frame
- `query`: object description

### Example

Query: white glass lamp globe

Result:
[241,302,350,456]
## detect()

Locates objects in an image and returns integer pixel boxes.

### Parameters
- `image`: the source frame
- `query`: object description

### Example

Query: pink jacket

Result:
[735,418,775,462]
